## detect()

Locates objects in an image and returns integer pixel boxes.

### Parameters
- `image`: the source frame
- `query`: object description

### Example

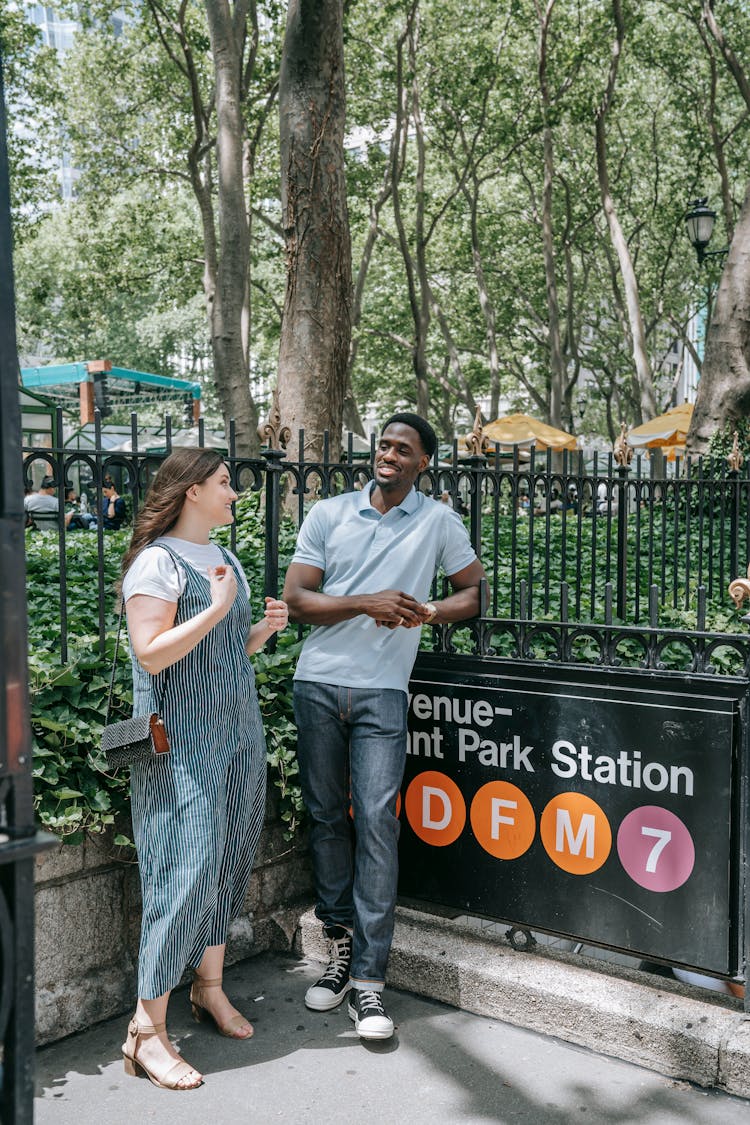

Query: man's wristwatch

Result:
[422,602,439,623]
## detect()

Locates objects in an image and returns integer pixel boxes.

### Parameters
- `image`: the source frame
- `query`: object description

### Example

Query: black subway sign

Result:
[399,655,745,975]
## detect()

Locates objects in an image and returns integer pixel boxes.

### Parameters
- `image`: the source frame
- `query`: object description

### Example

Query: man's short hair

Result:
[381,412,437,459]
[41,475,56,489]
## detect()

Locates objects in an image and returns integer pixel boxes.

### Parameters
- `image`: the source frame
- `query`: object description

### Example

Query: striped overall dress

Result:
[129,544,267,999]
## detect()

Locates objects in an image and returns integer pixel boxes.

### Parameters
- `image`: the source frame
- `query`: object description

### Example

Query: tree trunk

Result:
[342,382,366,437]
[466,179,500,419]
[144,0,263,455]
[595,0,657,423]
[277,0,352,462]
[688,182,750,451]
[389,2,431,420]
[535,2,566,429]
[202,1,259,455]
[687,0,750,452]
[345,158,394,437]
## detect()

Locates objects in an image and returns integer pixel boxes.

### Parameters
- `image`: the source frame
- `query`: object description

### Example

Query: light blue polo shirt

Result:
[292,482,477,692]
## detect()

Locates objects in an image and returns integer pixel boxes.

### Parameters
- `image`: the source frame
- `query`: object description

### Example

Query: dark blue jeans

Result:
[294,680,408,989]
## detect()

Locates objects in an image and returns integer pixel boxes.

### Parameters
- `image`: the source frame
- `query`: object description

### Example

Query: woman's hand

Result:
[245,597,289,654]
[208,564,237,618]
[263,597,289,634]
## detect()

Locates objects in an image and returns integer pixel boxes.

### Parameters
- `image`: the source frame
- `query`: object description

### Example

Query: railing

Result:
[23,411,750,670]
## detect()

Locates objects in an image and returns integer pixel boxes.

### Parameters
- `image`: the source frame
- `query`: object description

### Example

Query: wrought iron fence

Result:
[22,409,750,674]
[19,410,750,1031]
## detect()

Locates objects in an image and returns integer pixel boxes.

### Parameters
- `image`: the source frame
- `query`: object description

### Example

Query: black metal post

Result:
[0,47,54,1123]
[616,464,630,620]
[261,448,286,654]
[730,469,740,585]
[465,454,486,560]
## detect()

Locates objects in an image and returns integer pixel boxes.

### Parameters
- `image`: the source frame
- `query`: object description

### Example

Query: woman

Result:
[119,448,288,1090]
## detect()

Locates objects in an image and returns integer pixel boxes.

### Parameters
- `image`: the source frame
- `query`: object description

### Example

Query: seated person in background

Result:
[453,493,468,517]
[66,486,97,531]
[24,476,59,528]
[596,480,609,514]
[101,479,127,530]
[534,487,563,515]
[596,480,618,515]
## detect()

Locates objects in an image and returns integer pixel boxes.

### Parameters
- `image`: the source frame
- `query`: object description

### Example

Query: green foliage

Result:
[13,0,750,440]
[0,5,62,232]
[14,187,213,405]
[421,501,748,663]
[26,496,304,843]
[707,419,750,469]
[253,635,305,833]
[27,530,131,842]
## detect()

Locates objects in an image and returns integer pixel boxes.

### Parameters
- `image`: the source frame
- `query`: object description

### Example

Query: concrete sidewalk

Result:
[35,950,750,1125]
[300,906,750,1098]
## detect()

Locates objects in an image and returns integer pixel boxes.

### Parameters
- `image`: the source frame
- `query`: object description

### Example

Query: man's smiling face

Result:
[374,423,430,492]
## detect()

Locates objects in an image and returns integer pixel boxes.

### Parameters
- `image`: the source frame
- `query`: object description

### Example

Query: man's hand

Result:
[283,563,438,628]
[365,590,424,627]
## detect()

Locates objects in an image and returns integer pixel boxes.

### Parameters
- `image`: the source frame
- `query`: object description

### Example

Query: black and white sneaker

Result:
[347,988,394,1040]
[304,926,353,1011]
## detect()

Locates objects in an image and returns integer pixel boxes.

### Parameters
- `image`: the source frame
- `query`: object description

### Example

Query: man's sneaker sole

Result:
[347,997,394,1040]
[305,979,352,1012]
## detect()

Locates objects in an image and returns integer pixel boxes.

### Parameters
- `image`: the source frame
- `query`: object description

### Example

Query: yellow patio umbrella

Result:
[480,413,578,452]
[628,402,694,449]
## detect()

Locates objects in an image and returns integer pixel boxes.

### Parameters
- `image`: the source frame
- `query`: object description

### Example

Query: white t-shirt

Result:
[122,537,250,603]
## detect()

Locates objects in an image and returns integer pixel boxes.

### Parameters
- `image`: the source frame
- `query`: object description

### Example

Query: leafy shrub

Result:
[27,486,749,843]
[26,490,304,844]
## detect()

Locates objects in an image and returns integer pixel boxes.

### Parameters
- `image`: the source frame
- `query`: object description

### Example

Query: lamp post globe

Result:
[685,198,717,265]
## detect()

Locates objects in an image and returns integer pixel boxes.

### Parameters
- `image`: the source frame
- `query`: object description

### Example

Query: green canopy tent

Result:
[20,359,201,426]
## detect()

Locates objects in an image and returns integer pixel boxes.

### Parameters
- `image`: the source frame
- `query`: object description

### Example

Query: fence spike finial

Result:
[728,563,750,609]
[727,430,744,473]
[464,404,489,457]
[613,420,633,467]
[258,388,291,451]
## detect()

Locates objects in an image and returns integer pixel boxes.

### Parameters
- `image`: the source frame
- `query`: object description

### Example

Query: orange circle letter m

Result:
[540,793,612,875]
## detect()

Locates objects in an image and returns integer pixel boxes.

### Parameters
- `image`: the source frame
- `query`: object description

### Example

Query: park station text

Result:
[407,692,694,797]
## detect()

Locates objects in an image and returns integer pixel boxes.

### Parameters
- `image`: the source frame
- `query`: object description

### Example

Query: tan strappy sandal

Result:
[190,976,254,1039]
[122,1017,203,1089]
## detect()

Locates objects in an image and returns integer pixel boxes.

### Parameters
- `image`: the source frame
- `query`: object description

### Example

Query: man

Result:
[24,475,59,528]
[283,413,486,1041]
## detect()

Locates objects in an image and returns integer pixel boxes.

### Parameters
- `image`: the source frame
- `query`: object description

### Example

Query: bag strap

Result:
[105,600,126,725]
[106,546,181,723]
[106,600,172,725]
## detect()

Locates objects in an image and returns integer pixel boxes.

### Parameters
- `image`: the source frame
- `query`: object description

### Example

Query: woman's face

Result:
[193,463,238,526]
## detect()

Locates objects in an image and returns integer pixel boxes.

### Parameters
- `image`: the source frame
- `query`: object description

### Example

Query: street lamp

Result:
[684,198,728,266]
[684,196,730,354]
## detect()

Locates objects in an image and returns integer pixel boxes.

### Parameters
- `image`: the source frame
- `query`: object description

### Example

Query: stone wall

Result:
[34,790,313,1044]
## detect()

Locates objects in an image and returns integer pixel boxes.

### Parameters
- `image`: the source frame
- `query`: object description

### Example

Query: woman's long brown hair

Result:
[120,447,225,579]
